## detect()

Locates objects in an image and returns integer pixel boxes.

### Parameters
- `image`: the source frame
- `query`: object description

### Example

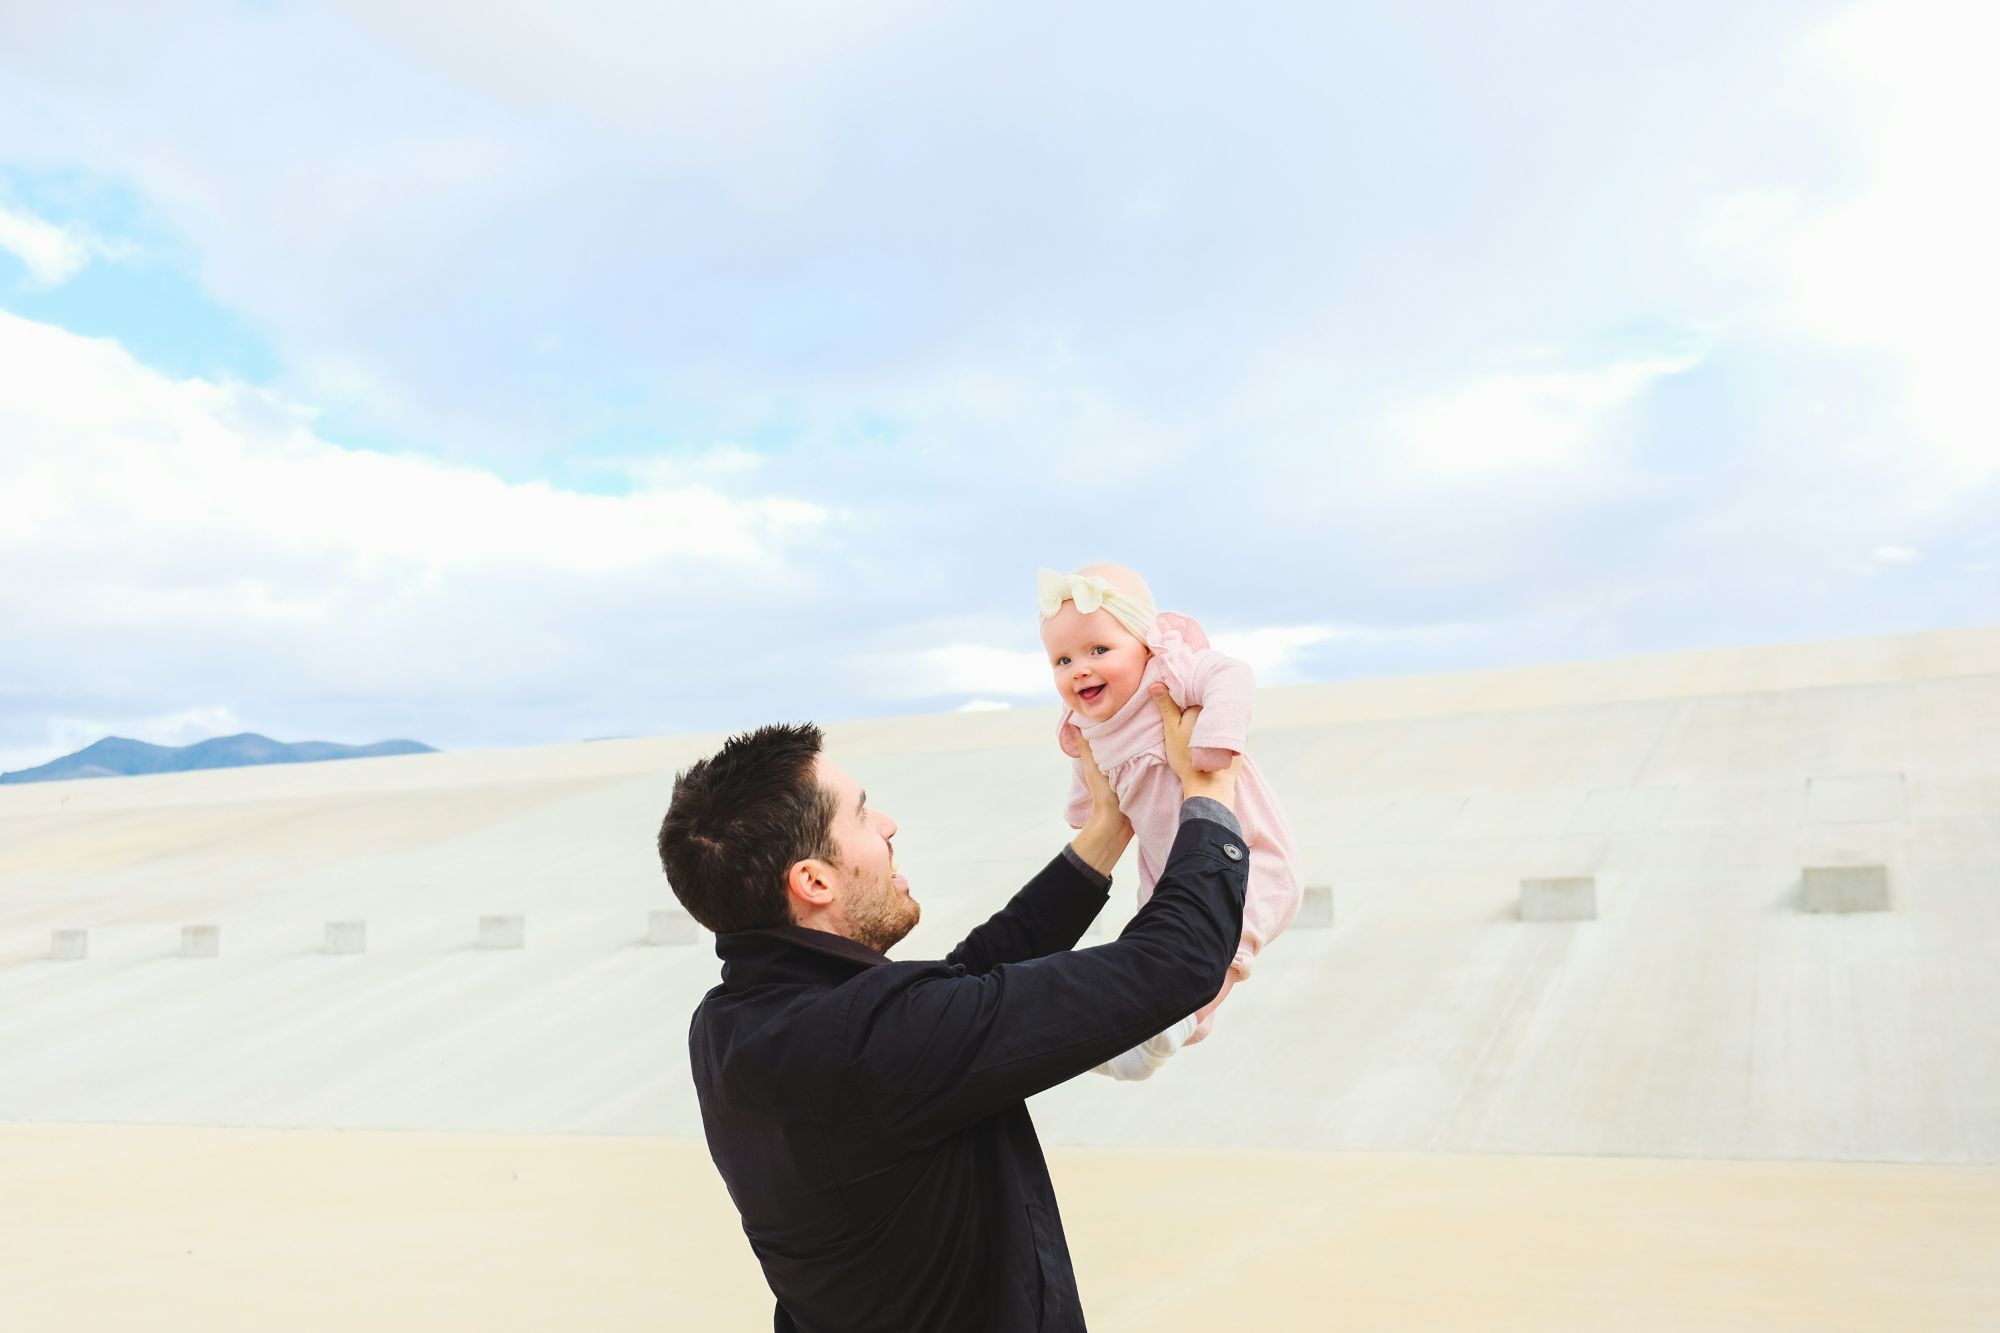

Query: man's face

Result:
[1040,603,1150,722]
[814,756,919,954]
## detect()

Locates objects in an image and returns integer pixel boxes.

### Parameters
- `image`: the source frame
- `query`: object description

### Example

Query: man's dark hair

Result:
[657,723,842,934]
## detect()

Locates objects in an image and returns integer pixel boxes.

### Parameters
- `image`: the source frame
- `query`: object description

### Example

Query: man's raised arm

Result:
[843,690,1248,1139]
[944,732,1134,973]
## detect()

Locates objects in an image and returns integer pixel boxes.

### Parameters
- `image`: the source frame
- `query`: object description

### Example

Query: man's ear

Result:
[785,857,836,911]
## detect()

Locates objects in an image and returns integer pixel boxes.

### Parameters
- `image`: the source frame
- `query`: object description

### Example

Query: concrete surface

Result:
[1,1124,1994,1333]
[0,625,1995,1164]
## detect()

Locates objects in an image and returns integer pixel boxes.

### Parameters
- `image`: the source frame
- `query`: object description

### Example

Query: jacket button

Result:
[1222,843,1243,861]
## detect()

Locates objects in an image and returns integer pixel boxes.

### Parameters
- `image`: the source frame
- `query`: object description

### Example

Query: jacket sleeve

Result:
[942,849,1109,974]
[839,815,1247,1144]
[1232,837,1302,980]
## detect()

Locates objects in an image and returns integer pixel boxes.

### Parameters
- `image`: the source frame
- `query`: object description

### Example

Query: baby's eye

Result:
[1054,655,1070,667]
[1090,645,1109,656]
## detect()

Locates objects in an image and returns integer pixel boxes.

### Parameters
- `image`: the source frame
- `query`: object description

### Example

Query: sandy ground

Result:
[3,1124,1995,1332]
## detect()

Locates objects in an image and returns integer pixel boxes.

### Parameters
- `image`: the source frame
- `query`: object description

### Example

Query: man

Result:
[657,689,1247,1331]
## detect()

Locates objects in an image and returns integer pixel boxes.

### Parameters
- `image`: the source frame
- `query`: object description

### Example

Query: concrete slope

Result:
[1,627,1996,1162]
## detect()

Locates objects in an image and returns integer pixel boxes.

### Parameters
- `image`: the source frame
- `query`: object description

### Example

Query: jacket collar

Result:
[714,923,889,991]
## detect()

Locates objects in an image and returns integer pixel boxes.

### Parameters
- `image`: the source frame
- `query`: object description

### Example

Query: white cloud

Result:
[0,203,115,285]
[1707,0,2000,490]
[919,621,1443,702]
[0,309,838,767]
[335,0,936,209]
[616,444,769,490]
[917,645,1049,699]
[1208,625,1344,682]
[1388,348,1704,476]
[954,699,1011,713]
[1871,545,1920,565]
[0,311,828,585]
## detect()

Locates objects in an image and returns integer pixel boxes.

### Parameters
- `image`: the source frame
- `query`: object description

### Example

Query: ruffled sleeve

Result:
[1148,612,1254,760]
[1144,611,1211,702]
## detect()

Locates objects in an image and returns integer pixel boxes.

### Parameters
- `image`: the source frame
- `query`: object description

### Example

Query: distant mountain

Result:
[0,733,437,785]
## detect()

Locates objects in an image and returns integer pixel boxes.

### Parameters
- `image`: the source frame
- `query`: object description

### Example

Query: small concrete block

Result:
[1520,876,1597,922]
[1801,863,1891,913]
[478,914,525,950]
[324,921,368,955]
[1297,885,1334,928]
[180,925,220,958]
[647,910,695,946]
[49,929,88,961]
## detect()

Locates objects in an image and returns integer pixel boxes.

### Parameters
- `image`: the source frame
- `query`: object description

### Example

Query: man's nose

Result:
[879,812,898,838]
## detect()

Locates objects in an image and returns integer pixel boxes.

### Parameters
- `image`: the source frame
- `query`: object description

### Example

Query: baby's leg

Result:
[1089,1014,1199,1081]
[1090,964,1246,1077]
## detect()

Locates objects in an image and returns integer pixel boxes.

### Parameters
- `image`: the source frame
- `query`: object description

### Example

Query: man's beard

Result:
[846,867,920,955]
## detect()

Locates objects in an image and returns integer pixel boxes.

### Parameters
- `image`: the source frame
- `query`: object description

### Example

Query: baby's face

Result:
[1040,603,1150,722]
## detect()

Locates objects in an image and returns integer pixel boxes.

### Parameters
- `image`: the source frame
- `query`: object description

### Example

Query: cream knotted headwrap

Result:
[1036,567,1158,642]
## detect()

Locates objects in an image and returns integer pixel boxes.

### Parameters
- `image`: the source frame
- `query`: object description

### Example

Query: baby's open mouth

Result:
[1077,684,1106,704]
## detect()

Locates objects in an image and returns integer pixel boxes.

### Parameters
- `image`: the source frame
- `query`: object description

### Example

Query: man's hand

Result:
[1068,735,1133,877]
[1152,684,1242,812]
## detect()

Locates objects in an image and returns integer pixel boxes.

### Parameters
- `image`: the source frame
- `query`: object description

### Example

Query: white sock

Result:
[1090,1015,1198,1082]
[1091,1045,1156,1081]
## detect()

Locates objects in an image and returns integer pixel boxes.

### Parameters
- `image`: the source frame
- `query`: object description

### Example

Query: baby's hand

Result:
[1152,684,1242,810]
[1190,746,1238,773]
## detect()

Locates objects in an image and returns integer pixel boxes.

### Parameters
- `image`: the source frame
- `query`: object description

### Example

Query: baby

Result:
[1039,562,1303,1080]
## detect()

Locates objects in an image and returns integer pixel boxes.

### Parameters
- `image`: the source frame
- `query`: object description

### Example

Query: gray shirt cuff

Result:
[1060,844,1113,890]
[1179,796,1243,839]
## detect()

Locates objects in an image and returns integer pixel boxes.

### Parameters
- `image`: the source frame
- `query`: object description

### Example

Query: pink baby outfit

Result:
[1061,611,1303,1043]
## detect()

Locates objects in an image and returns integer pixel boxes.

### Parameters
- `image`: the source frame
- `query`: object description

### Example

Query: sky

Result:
[0,0,1995,772]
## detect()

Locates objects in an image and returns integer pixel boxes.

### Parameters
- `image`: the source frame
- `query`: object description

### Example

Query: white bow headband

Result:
[1036,567,1157,642]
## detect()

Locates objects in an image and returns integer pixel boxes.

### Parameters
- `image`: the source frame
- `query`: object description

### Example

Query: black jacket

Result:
[689,807,1248,1332]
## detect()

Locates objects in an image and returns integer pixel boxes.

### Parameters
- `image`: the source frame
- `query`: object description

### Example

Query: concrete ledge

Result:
[1801,864,1891,913]
[478,915,525,950]
[49,929,87,961]
[1297,885,1334,928]
[324,921,368,955]
[180,925,220,958]
[647,910,695,946]
[1520,876,1597,922]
